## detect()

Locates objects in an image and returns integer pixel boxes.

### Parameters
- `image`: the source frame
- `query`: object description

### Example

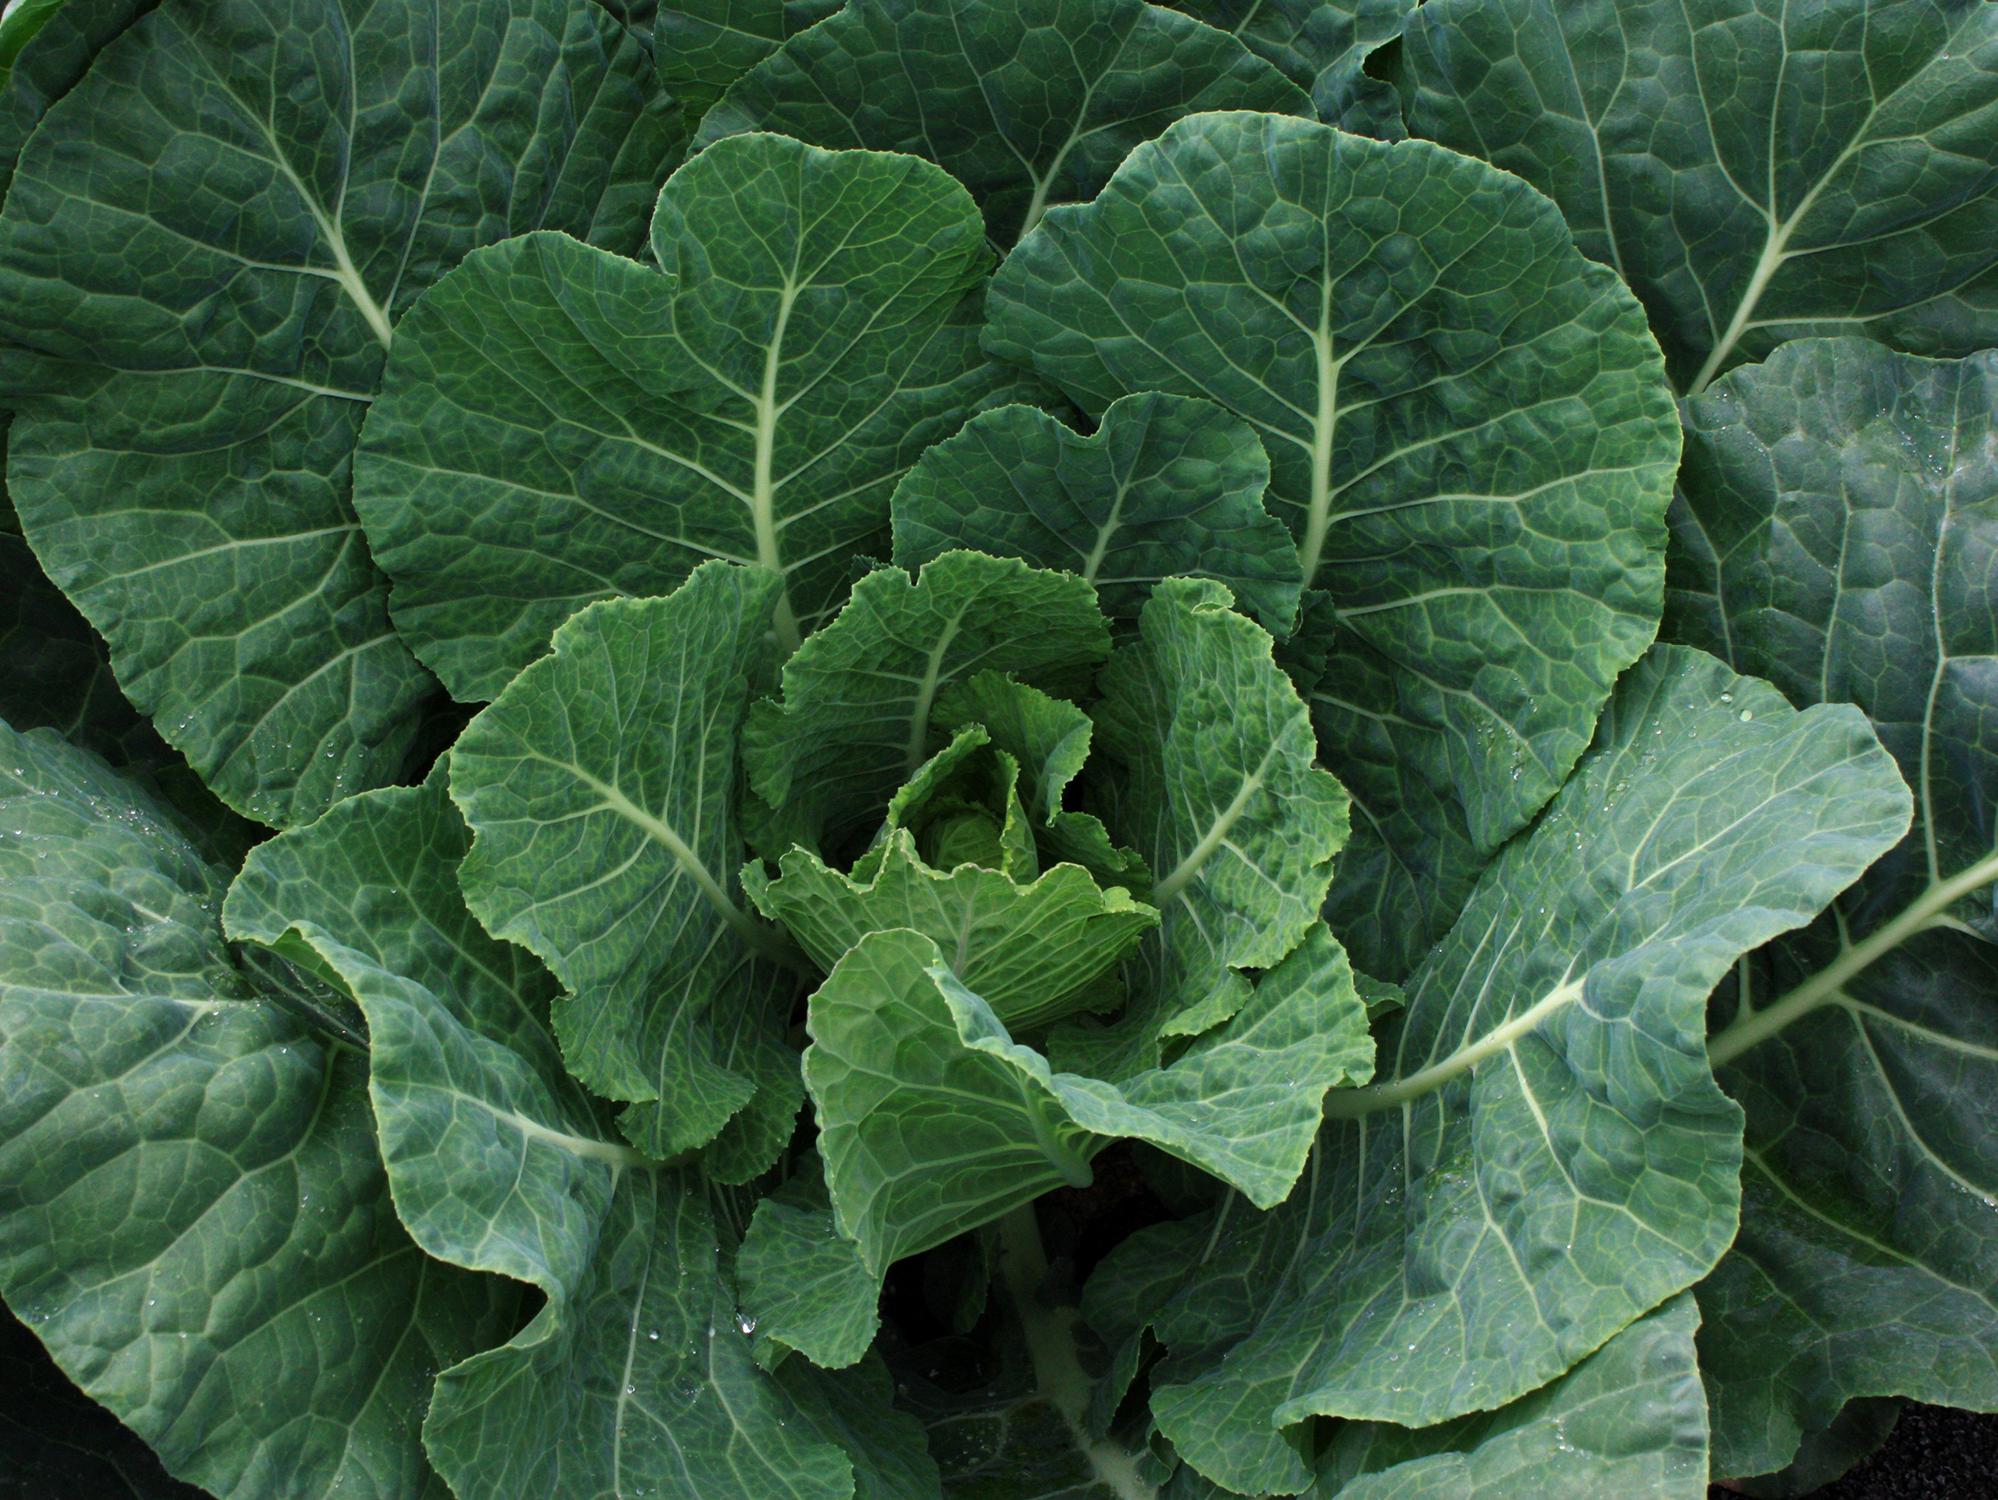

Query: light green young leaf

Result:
[875,726,1041,882]
[1078,576,1348,1071]
[0,0,680,825]
[987,111,1679,980]
[760,920,1367,1398]
[656,0,842,121]
[1664,340,1998,1480]
[224,769,909,1498]
[891,394,1303,635]
[931,672,1149,893]
[692,0,1308,245]
[743,550,1112,859]
[450,562,804,1166]
[357,131,1023,699]
[1118,646,1908,1496]
[1169,0,1418,134]
[748,834,1155,1033]
[807,922,1369,1289]
[1399,0,1998,393]
[1317,1294,1710,1500]
[0,720,512,1500]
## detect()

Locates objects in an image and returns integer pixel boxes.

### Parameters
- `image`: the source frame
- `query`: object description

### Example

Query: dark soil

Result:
[1808,1406,1998,1499]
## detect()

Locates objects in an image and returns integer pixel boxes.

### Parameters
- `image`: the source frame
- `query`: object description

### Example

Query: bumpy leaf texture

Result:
[1090,646,1908,1494]
[1170,0,1419,135]
[1318,1294,1710,1499]
[744,549,1112,857]
[224,768,936,1499]
[1399,0,1998,392]
[0,0,681,825]
[988,109,1681,979]
[891,393,1304,636]
[1075,576,1350,1072]
[0,720,513,1499]
[449,562,803,1169]
[745,725,1157,1034]
[751,917,1367,1432]
[692,0,1310,244]
[357,131,1026,698]
[1667,339,1998,1481]
[656,0,845,121]
[0,1299,206,1500]
[0,0,152,205]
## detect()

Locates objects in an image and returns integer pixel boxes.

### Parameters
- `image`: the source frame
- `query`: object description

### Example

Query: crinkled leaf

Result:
[1077,576,1347,1072]
[1317,1294,1709,1500]
[744,550,1111,858]
[987,110,1679,979]
[1399,0,1998,393]
[0,720,511,1499]
[450,562,804,1165]
[1170,0,1418,133]
[223,767,904,1497]
[656,0,843,121]
[1122,646,1908,1496]
[748,834,1155,1033]
[876,727,1040,881]
[1665,340,1998,1479]
[357,131,1023,699]
[799,918,1369,1378]
[0,0,681,824]
[807,921,1370,1319]
[692,0,1309,245]
[740,1163,882,1370]
[891,393,1302,635]
[932,672,1149,893]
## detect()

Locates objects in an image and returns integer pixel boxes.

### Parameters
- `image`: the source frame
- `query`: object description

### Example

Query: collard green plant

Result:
[3,0,1997,1496]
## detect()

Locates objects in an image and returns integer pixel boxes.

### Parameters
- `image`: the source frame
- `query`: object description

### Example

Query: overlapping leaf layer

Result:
[2,0,1995,1496]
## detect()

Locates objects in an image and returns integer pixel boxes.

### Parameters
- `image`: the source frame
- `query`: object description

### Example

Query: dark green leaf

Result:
[0,0,681,823]
[692,0,1309,245]
[357,131,1022,698]
[1108,647,1908,1494]
[988,110,1679,979]
[1399,0,1998,392]
[0,721,512,1498]
[1668,339,1998,1478]
[891,394,1302,635]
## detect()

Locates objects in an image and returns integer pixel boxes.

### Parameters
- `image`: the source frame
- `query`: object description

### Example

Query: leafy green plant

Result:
[0,1,1993,1497]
